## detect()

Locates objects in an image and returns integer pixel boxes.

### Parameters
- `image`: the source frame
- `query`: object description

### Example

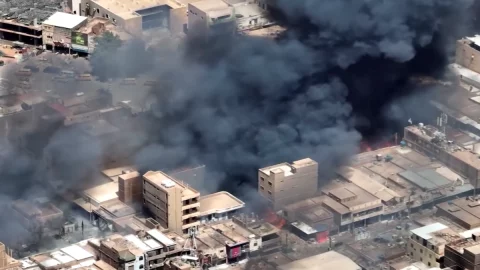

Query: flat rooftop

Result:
[83,182,119,205]
[326,183,380,209]
[437,197,480,229]
[199,191,244,216]
[210,222,249,244]
[260,158,317,177]
[411,223,461,247]
[91,0,185,20]
[278,251,361,270]
[190,0,229,11]
[143,171,199,197]
[43,12,87,29]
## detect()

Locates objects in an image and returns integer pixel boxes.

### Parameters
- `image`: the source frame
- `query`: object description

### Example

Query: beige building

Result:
[42,12,88,51]
[143,171,200,235]
[0,243,20,270]
[407,223,461,268]
[258,158,318,210]
[187,0,235,36]
[456,36,480,74]
[80,0,193,36]
[404,125,480,187]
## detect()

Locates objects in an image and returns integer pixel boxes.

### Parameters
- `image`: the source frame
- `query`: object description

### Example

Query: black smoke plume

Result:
[0,0,475,247]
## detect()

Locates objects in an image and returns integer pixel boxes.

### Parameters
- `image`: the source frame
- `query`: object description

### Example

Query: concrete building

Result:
[444,235,480,270]
[80,0,192,36]
[11,199,64,230]
[277,251,362,270]
[258,158,318,210]
[0,243,21,270]
[42,12,88,52]
[30,243,97,270]
[322,183,383,230]
[98,230,183,270]
[231,216,281,253]
[198,191,244,224]
[404,124,480,188]
[143,171,200,235]
[407,223,461,268]
[187,0,235,36]
[72,17,132,54]
[224,0,273,32]
[0,20,42,46]
[456,35,480,75]
[437,197,480,229]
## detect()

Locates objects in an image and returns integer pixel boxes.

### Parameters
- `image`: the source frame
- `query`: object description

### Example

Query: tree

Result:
[90,31,122,82]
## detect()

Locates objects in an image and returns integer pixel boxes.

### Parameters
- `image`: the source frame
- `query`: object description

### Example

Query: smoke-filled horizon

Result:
[0,0,476,248]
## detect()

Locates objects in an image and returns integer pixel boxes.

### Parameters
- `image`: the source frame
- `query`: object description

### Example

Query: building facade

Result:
[42,12,88,52]
[187,0,235,36]
[407,223,461,268]
[143,171,200,235]
[258,158,318,210]
[403,125,480,188]
[456,36,480,75]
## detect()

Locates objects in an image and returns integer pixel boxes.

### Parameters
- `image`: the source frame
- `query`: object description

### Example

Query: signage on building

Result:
[71,32,89,53]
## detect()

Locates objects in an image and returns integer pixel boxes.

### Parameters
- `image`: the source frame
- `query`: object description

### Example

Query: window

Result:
[139,256,143,261]
[411,243,413,248]
[139,265,144,269]
[260,177,264,182]
[253,243,257,247]
[428,262,431,267]
[113,18,116,23]
[410,252,413,256]
[268,191,272,195]
[260,186,264,190]
[105,13,109,19]
[268,182,272,186]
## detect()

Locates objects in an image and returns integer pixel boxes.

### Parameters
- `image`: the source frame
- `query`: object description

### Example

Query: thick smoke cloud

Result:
[135,0,474,194]
[0,0,475,246]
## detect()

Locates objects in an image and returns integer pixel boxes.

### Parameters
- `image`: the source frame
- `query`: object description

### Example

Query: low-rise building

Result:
[407,223,461,268]
[444,234,480,270]
[258,158,318,210]
[437,197,480,229]
[231,216,281,253]
[11,199,64,230]
[42,12,88,52]
[187,0,235,36]
[322,183,383,231]
[198,191,244,224]
[81,0,191,35]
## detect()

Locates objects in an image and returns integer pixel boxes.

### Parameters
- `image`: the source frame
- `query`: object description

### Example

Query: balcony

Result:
[181,202,200,211]
[182,221,200,230]
[182,211,200,220]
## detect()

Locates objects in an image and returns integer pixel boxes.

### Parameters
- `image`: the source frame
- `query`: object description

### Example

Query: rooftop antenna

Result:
[183,227,198,254]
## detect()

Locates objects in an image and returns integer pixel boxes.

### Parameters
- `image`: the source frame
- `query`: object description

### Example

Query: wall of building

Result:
[456,40,480,74]
[187,4,208,35]
[85,1,142,36]
[259,162,318,210]
[404,127,480,187]
[407,235,441,268]
[169,7,187,34]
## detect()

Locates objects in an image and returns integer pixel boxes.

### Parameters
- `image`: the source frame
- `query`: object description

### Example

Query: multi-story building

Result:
[445,234,480,270]
[404,124,480,188]
[407,223,461,268]
[143,171,200,235]
[0,243,20,270]
[187,0,235,36]
[42,12,88,52]
[456,35,480,74]
[258,158,318,210]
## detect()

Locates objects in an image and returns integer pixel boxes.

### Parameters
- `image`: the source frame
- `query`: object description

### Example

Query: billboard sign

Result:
[71,32,89,53]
